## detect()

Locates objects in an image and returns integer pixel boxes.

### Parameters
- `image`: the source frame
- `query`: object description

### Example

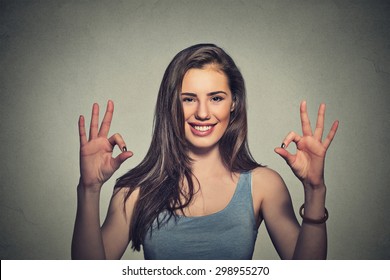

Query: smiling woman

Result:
[72,44,339,260]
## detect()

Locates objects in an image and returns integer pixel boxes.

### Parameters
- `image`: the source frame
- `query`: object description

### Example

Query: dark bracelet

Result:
[299,204,329,224]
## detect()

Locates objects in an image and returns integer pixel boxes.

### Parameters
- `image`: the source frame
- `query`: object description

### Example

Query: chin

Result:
[186,139,220,154]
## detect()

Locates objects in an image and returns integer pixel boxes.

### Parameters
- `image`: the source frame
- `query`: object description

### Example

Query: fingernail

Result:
[281,143,286,149]
[122,146,127,152]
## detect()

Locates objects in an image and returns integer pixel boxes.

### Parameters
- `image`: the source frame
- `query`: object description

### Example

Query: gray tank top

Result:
[143,172,258,259]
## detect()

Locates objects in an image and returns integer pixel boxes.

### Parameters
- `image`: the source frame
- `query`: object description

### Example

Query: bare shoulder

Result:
[112,187,140,203]
[252,167,287,192]
[251,167,290,206]
[103,187,140,235]
[110,187,140,216]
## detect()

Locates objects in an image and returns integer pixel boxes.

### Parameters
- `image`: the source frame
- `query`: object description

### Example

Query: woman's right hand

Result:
[78,100,133,191]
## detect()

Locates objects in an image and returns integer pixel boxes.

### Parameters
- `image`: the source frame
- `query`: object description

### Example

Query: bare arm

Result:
[254,167,300,259]
[71,101,134,259]
[293,184,327,259]
[257,169,327,259]
[72,181,105,259]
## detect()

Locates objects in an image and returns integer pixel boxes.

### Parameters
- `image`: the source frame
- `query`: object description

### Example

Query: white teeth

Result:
[194,125,212,132]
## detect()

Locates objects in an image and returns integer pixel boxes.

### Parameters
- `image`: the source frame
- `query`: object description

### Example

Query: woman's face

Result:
[181,65,234,152]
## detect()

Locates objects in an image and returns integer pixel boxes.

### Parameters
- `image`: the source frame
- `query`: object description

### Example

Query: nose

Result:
[195,100,210,120]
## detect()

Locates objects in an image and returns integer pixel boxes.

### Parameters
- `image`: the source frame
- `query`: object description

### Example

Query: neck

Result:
[188,144,229,178]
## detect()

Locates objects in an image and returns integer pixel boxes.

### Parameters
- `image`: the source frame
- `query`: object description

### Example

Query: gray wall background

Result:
[1,0,389,260]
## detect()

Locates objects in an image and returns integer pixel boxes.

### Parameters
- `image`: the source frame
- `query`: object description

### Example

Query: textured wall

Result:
[0,0,389,259]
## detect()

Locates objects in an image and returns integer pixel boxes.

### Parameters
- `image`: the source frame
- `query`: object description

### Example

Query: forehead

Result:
[181,67,230,93]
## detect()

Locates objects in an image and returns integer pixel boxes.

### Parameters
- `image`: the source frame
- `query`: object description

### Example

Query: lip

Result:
[188,122,217,137]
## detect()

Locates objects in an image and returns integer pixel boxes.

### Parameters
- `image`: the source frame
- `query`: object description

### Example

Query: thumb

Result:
[112,151,133,170]
[274,147,294,165]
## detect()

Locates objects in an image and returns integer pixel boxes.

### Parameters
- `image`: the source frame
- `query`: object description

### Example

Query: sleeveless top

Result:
[142,172,258,259]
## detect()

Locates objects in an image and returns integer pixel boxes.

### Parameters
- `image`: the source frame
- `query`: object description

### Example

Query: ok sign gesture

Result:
[274,101,339,188]
[78,100,133,191]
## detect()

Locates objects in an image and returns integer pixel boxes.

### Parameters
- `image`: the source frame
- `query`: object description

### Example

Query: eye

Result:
[182,97,195,103]
[211,96,224,102]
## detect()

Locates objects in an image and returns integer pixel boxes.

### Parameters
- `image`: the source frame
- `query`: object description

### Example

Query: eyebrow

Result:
[181,91,228,97]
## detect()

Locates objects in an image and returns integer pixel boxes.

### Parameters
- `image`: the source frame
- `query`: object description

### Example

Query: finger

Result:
[323,120,339,150]
[108,133,128,152]
[300,100,313,136]
[313,103,325,141]
[111,150,134,171]
[281,131,302,149]
[274,147,296,166]
[98,100,114,138]
[78,115,87,146]
[89,103,99,140]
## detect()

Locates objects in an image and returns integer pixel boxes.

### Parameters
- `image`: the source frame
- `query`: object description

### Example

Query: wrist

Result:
[301,185,327,221]
[302,177,326,189]
[77,178,103,194]
[303,184,326,204]
[303,181,326,192]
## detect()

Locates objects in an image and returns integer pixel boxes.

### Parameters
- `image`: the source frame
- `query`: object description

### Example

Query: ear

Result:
[230,100,236,112]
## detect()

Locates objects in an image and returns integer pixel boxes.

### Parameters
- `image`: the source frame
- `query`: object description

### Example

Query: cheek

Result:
[182,105,193,120]
[216,105,232,122]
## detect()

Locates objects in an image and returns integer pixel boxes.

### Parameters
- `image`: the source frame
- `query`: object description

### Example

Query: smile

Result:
[188,123,216,136]
[194,125,212,132]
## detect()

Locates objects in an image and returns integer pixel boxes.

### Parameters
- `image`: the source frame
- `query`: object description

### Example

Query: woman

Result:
[72,44,339,260]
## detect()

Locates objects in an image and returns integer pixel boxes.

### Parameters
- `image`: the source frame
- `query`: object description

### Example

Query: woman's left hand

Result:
[274,101,339,188]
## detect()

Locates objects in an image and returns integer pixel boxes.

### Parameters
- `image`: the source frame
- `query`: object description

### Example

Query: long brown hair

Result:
[115,44,262,251]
